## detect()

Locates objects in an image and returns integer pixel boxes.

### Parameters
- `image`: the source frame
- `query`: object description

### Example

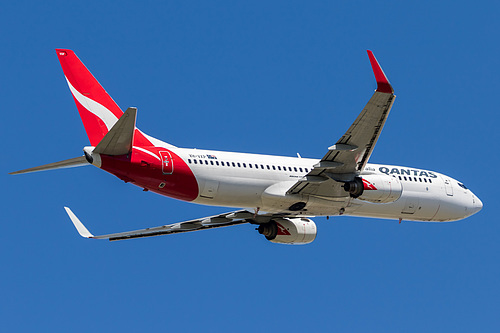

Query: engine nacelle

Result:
[83,146,102,167]
[258,218,317,245]
[344,175,402,203]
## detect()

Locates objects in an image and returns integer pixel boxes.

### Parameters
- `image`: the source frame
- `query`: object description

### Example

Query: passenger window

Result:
[210,161,214,165]
[205,160,209,165]
[429,179,432,183]
[216,161,219,166]
[221,161,225,166]
[404,177,407,181]
[232,162,236,167]
[272,166,276,170]
[289,167,292,171]
[243,163,246,168]
[278,166,281,171]
[194,160,197,164]
[199,160,203,164]
[188,159,192,163]
[299,168,303,172]
[424,178,427,183]
[398,176,402,180]
[261,165,264,169]
[267,165,270,170]
[419,178,422,182]
[249,164,252,168]
[237,163,241,167]
[294,167,297,172]
[255,164,258,168]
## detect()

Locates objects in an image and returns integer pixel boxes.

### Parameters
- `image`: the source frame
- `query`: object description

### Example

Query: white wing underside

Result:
[64,207,300,241]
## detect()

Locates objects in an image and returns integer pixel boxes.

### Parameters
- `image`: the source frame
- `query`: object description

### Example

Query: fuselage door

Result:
[442,177,454,196]
[159,151,174,175]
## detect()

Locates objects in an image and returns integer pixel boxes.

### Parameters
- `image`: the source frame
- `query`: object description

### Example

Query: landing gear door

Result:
[159,151,174,175]
[402,198,419,214]
[200,180,219,199]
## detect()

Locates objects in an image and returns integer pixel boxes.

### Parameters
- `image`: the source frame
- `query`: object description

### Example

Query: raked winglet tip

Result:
[367,50,394,94]
[64,207,94,238]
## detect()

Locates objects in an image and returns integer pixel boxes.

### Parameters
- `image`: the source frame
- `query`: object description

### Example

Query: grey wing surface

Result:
[287,50,395,198]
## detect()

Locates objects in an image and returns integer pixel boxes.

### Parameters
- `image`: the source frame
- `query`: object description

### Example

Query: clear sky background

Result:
[2,1,498,332]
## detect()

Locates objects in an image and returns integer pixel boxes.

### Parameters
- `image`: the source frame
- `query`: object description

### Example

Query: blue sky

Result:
[2,1,498,332]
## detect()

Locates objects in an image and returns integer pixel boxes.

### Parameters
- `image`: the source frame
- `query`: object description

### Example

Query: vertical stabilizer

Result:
[56,49,124,146]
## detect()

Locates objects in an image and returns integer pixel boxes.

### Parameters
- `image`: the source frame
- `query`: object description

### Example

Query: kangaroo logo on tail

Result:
[56,49,124,146]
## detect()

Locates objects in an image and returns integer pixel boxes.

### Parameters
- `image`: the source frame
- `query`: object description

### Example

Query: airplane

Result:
[10,49,483,245]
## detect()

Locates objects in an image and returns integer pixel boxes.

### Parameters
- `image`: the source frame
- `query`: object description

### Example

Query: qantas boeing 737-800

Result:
[10,49,482,244]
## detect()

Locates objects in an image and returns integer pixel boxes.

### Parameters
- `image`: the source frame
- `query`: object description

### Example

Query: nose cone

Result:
[472,195,483,215]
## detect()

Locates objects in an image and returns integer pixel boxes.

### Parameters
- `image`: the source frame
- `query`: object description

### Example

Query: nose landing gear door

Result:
[159,151,174,175]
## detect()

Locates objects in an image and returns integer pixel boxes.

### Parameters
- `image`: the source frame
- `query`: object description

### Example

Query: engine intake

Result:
[343,177,364,198]
[343,175,402,203]
[258,218,317,245]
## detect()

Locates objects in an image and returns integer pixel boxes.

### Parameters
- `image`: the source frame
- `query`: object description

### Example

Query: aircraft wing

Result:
[287,51,395,198]
[64,207,283,241]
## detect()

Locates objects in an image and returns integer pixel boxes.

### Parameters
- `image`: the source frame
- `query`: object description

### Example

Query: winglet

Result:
[64,207,94,238]
[367,50,393,94]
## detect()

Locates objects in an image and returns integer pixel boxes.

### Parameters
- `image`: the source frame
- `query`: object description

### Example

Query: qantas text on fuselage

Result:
[10,50,482,244]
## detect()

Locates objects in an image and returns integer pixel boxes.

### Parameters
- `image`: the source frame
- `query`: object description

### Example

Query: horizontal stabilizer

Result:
[93,107,137,155]
[9,156,88,175]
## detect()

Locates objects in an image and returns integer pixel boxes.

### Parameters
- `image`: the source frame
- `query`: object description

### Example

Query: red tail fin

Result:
[56,49,123,146]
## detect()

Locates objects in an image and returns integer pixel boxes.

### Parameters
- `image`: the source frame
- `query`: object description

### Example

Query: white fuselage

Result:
[172,148,482,222]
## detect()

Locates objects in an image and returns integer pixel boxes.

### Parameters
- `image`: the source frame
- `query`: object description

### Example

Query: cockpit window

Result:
[458,182,468,190]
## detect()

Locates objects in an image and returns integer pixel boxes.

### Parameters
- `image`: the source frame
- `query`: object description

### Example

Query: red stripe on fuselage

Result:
[99,147,199,202]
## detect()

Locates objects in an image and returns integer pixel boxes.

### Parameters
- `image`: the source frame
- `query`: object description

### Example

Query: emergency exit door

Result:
[159,151,174,174]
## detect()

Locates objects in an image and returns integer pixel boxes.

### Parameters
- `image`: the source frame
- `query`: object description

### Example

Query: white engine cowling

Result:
[258,218,317,245]
[344,174,402,203]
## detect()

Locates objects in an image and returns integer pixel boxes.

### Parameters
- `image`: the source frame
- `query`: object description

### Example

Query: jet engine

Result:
[257,218,317,245]
[343,174,402,203]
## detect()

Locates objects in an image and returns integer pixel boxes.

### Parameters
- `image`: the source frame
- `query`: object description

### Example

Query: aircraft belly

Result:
[347,190,441,221]
[194,177,270,208]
